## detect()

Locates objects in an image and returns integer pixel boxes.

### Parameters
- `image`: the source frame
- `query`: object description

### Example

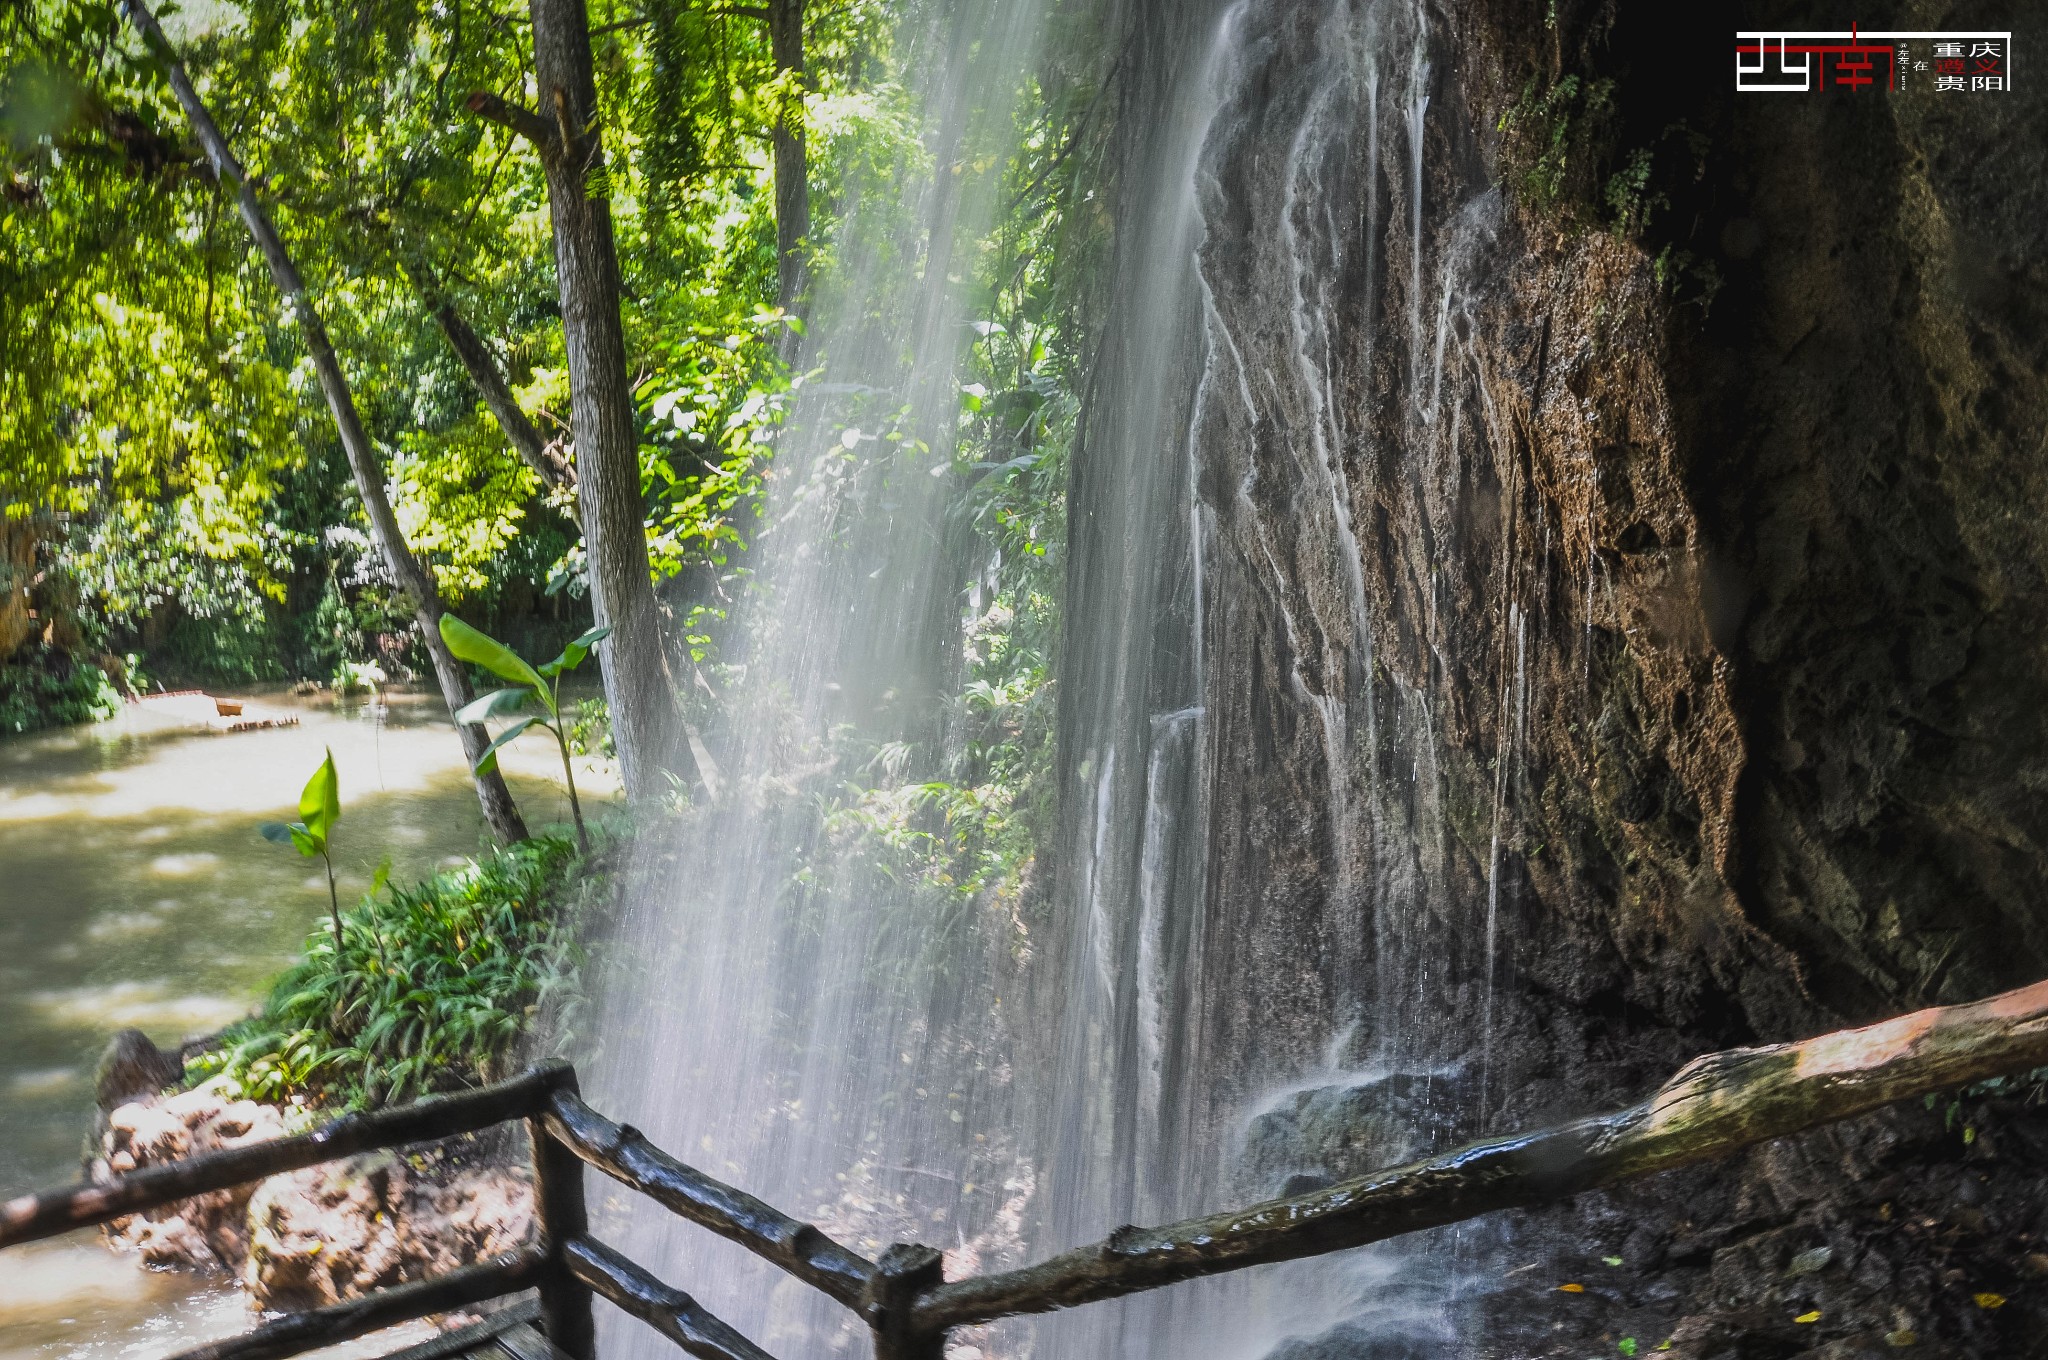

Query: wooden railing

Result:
[8,978,2048,1360]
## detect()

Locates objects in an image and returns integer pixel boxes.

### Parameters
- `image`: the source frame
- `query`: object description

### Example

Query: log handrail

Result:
[0,1065,567,1250]
[8,980,2048,1360]
[163,1251,550,1360]
[910,977,2048,1331]
[565,1235,783,1360]
[545,1089,878,1308]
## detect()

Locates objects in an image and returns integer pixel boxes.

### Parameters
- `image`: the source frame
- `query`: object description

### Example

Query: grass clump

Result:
[188,836,591,1110]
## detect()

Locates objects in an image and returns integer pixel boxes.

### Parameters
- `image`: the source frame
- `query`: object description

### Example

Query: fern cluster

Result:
[188,837,591,1110]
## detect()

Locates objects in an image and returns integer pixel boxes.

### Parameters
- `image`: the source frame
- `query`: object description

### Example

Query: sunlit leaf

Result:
[438,615,546,692]
[296,749,339,844]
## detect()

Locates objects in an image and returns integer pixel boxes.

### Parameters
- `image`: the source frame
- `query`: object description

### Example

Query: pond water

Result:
[0,688,607,1359]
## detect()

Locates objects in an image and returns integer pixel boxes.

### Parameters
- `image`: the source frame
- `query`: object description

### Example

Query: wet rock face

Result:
[1177,0,2048,1101]
[1176,0,1817,1156]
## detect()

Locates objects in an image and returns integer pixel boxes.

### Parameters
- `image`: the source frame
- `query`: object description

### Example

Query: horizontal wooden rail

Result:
[374,1298,542,1360]
[16,981,2048,1360]
[545,1089,877,1308]
[566,1235,781,1360]
[913,977,2048,1329]
[164,1250,548,1360]
[0,1066,564,1249]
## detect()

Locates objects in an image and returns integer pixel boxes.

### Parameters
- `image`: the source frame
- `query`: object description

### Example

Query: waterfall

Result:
[586,1,1056,1354]
[591,0,1534,1354]
[1044,0,1524,1352]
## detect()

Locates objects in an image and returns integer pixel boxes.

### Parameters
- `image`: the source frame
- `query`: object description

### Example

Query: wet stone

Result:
[1239,1072,1474,1197]
[93,1028,182,1112]
[1261,1322,1441,1360]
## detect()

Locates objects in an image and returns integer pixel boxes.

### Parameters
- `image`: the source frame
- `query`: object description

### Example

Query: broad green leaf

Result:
[554,624,612,675]
[471,715,544,776]
[438,615,546,692]
[456,686,535,725]
[261,819,320,858]
[299,749,340,842]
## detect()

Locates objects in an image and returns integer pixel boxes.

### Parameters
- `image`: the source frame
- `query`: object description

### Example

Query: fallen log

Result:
[915,978,2048,1330]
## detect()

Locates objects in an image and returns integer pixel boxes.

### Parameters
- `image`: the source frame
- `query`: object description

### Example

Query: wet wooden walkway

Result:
[380,1302,563,1360]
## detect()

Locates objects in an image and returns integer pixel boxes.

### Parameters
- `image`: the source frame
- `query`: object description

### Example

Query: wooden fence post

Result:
[532,1068,598,1360]
[864,1243,947,1360]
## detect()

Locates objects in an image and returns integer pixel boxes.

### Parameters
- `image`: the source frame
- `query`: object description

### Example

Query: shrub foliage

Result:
[189,836,590,1109]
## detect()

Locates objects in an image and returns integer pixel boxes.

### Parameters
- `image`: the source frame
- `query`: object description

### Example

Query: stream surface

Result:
[0,689,603,1360]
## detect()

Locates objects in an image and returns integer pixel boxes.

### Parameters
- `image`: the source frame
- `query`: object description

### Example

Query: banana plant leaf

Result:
[439,615,547,695]
[456,686,536,725]
[259,820,322,857]
[541,624,612,678]
[298,748,339,844]
[472,714,544,776]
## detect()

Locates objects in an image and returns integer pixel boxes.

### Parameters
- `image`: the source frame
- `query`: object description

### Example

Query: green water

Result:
[0,689,603,1357]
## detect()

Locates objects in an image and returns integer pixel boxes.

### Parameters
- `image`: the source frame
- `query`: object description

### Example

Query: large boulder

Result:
[93,1029,183,1112]
[98,1085,287,1271]
[243,1151,536,1311]
[94,1084,536,1310]
[1240,1071,1476,1200]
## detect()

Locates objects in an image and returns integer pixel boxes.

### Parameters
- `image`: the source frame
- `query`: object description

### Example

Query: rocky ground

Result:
[1247,1064,2048,1359]
[1481,1088,2048,1359]
[90,1030,535,1312]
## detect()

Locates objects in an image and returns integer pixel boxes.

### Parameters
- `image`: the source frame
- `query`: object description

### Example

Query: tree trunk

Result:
[121,0,529,844]
[768,0,809,327]
[503,0,691,800]
[405,259,576,494]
